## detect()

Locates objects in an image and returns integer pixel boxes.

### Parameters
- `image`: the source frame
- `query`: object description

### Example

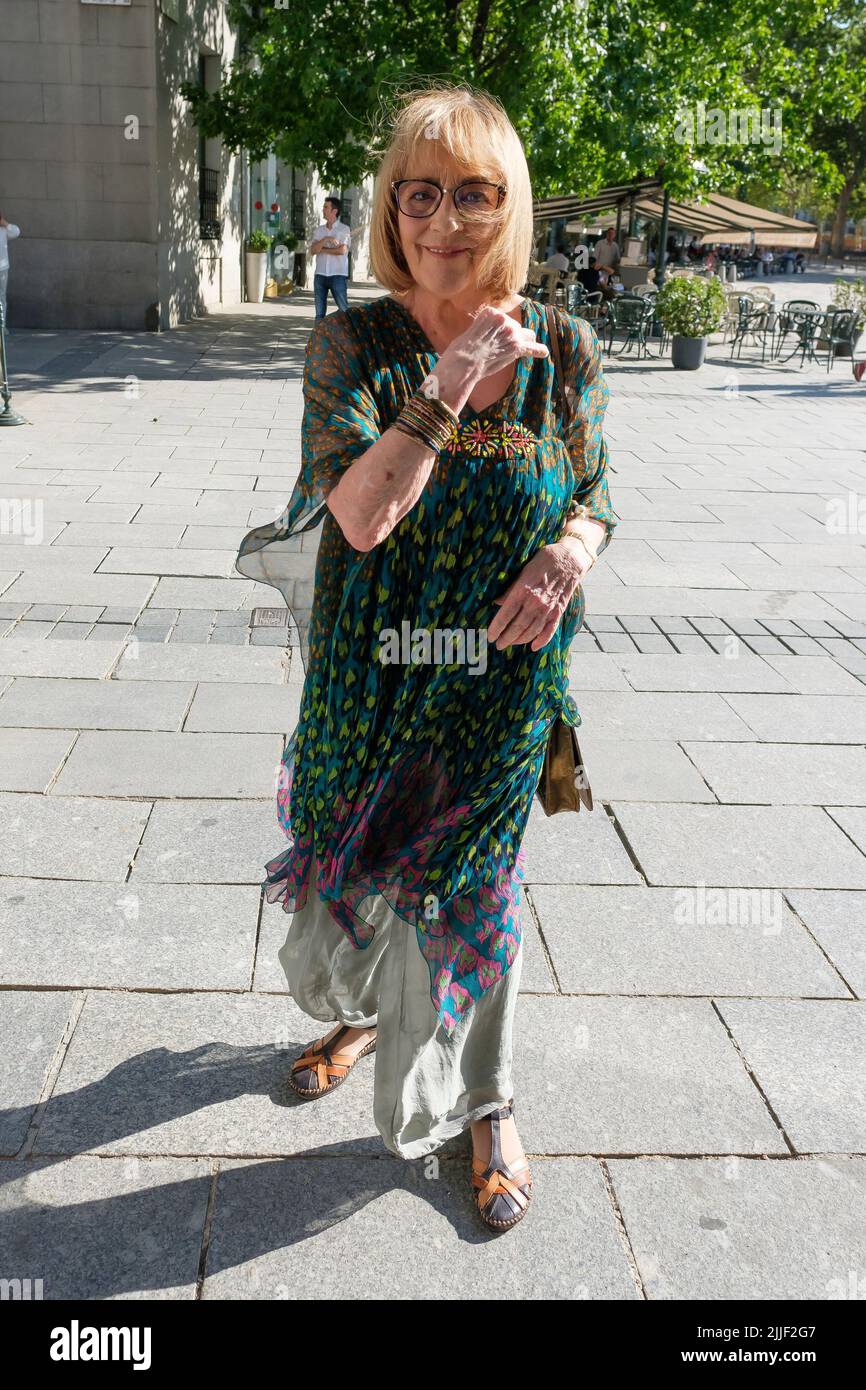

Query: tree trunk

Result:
[831,177,857,259]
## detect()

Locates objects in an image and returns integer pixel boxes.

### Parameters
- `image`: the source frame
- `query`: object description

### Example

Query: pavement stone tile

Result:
[521,800,641,884]
[51,730,282,798]
[33,991,382,1158]
[513,995,783,1153]
[608,1157,866,1300]
[0,1157,210,1298]
[0,791,151,880]
[199,1155,638,1300]
[0,878,259,991]
[113,642,286,683]
[0,992,80,1154]
[784,888,866,998]
[682,741,866,805]
[717,1000,866,1151]
[133,798,279,883]
[611,802,866,888]
[529,885,846,997]
[0,727,77,790]
[576,736,717,801]
[724,693,866,743]
[0,676,193,730]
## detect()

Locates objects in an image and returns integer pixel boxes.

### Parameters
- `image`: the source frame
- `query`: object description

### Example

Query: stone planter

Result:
[671,334,707,369]
[245,250,268,304]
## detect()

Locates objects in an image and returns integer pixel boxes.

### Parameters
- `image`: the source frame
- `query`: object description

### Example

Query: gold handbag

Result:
[537,713,594,816]
[535,302,595,818]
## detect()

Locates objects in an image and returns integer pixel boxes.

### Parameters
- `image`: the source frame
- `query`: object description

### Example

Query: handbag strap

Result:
[545,302,572,432]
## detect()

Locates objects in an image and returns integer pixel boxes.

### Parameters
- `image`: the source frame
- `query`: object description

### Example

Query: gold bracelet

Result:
[559,530,597,567]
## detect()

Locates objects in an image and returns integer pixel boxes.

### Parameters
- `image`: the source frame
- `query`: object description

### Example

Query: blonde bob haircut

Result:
[367,82,534,302]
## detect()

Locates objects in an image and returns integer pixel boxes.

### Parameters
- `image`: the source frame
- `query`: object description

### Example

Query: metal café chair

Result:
[604,294,654,359]
[576,290,605,326]
[814,307,864,371]
[721,287,751,343]
[729,295,774,361]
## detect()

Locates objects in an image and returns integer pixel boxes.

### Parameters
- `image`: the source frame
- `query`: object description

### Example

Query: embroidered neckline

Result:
[443,418,538,458]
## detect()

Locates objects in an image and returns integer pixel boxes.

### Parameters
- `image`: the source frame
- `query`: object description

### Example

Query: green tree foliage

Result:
[182,0,866,243]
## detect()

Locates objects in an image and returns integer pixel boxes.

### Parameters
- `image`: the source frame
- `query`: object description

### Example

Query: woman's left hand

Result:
[487,540,590,652]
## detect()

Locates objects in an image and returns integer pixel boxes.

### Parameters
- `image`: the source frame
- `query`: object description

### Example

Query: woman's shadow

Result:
[0,1037,493,1299]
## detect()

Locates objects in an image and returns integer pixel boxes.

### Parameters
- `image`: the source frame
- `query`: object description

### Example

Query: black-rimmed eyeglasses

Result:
[391,179,507,218]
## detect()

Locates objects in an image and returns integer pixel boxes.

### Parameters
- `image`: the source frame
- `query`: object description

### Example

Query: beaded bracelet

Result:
[392,383,459,453]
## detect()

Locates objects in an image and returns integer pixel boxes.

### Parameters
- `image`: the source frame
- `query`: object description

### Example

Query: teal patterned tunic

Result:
[235,294,617,1035]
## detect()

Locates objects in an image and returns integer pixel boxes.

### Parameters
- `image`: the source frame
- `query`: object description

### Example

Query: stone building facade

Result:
[0,0,243,329]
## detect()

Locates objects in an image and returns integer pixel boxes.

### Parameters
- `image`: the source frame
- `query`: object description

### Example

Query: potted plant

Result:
[245,229,272,303]
[655,273,727,369]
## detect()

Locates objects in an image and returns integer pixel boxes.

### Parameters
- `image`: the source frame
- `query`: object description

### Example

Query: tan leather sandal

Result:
[288,1023,376,1099]
[470,1098,533,1232]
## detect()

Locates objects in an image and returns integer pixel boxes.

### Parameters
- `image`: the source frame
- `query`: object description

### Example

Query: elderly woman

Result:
[235,82,616,1233]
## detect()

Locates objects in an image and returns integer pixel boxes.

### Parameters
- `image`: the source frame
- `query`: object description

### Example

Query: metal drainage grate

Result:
[250,607,289,629]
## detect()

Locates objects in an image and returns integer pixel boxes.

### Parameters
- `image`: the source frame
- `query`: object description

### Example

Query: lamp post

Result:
[0,303,27,427]
[655,187,671,290]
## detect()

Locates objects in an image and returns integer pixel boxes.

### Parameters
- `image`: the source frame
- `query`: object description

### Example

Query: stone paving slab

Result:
[717,1000,866,1152]
[692,741,866,805]
[0,991,79,1154]
[613,652,795,693]
[0,636,127,678]
[112,642,287,683]
[0,727,77,791]
[184,681,301,733]
[608,1157,866,1300]
[520,799,641,884]
[0,791,151,880]
[0,675,194,729]
[784,890,866,998]
[613,801,866,888]
[529,885,849,997]
[512,996,783,1154]
[575,735,717,801]
[761,654,865,695]
[723,693,866,743]
[50,730,283,798]
[32,991,384,1158]
[199,1155,639,1300]
[131,798,279,884]
[0,573,158,607]
[577,689,757,741]
[0,878,260,991]
[0,1156,210,1299]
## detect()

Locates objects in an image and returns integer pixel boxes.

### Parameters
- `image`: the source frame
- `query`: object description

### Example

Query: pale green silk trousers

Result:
[278,854,523,1160]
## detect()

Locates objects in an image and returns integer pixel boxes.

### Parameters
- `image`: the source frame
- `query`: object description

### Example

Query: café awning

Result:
[534,179,817,248]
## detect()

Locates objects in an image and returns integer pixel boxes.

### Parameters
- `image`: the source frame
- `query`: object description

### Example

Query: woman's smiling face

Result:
[395,147,502,297]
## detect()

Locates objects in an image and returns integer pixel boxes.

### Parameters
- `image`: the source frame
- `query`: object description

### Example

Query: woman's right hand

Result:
[433,304,550,412]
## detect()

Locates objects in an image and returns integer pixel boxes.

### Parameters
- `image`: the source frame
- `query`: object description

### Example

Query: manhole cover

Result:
[250,607,289,629]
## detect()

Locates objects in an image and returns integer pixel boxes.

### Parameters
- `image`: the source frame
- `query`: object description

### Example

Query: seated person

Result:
[578,255,616,303]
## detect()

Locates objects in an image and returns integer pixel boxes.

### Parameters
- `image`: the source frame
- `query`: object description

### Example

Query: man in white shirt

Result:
[0,212,21,328]
[594,227,621,271]
[544,245,570,272]
[309,195,351,320]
